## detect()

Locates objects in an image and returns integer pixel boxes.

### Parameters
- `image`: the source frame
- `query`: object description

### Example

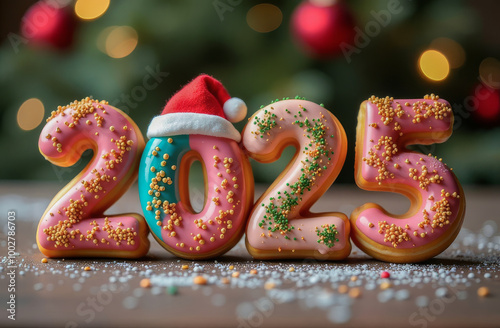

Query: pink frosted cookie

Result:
[37,98,150,258]
[351,95,466,263]
[242,98,351,260]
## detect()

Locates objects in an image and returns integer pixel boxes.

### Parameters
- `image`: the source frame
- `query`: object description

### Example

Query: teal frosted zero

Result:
[138,134,253,260]
[139,135,190,242]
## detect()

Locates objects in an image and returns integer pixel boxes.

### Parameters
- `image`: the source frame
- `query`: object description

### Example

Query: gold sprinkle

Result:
[380,281,392,290]
[338,285,348,294]
[140,278,151,288]
[193,276,207,285]
[477,287,490,297]
[264,281,276,290]
[349,288,361,298]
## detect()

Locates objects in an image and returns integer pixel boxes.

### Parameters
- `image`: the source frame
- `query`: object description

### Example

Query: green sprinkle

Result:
[315,224,339,248]
[167,286,178,295]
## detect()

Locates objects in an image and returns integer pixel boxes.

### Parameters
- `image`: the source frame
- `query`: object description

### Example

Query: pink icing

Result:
[158,135,252,255]
[356,98,464,249]
[37,101,147,254]
[242,99,349,255]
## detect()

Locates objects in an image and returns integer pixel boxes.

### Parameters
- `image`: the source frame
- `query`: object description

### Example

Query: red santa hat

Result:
[147,74,247,142]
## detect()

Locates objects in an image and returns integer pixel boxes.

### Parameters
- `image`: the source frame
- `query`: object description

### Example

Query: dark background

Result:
[1,0,499,185]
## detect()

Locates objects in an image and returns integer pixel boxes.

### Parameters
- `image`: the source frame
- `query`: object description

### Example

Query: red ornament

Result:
[291,0,356,58]
[21,1,77,50]
[472,83,500,124]
[380,271,390,279]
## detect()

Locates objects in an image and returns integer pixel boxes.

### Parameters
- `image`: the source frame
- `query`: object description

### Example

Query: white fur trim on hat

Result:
[147,112,241,142]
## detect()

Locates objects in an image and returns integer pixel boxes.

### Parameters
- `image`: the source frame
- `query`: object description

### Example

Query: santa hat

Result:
[147,74,247,142]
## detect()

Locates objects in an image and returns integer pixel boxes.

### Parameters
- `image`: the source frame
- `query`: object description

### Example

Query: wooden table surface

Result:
[0,182,499,327]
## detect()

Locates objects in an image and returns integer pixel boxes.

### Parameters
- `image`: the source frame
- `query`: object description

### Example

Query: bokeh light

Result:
[479,57,500,90]
[309,0,337,6]
[96,26,115,53]
[100,26,138,59]
[429,37,465,69]
[17,98,45,131]
[75,0,110,20]
[247,4,283,33]
[418,50,450,81]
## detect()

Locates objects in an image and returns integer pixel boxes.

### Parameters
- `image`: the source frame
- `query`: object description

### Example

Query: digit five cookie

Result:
[351,95,466,263]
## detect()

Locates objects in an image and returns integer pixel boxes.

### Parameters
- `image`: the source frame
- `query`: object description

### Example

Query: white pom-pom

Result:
[223,97,247,123]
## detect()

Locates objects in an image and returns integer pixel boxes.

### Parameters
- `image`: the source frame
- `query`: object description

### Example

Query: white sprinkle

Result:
[236,302,256,319]
[415,295,429,307]
[122,296,138,309]
[33,283,44,291]
[377,289,394,303]
[365,283,376,291]
[435,287,448,298]
[327,305,351,323]
[395,289,410,300]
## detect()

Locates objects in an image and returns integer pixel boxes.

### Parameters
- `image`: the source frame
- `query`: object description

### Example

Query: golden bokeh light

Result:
[75,0,110,20]
[103,26,138,59]
[418,50,450,82]
[96,26,116,53]
[479,57,500,90]
[430,37,465,69]
[247,4,283,33]
[17,98,45,131]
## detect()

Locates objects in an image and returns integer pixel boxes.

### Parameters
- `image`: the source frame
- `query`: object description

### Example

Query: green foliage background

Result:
[0,0,499,185]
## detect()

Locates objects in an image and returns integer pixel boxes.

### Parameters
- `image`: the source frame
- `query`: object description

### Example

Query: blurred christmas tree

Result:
[0,0,499,184]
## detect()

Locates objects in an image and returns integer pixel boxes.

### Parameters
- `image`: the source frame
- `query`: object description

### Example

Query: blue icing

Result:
[138,135,190,242]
